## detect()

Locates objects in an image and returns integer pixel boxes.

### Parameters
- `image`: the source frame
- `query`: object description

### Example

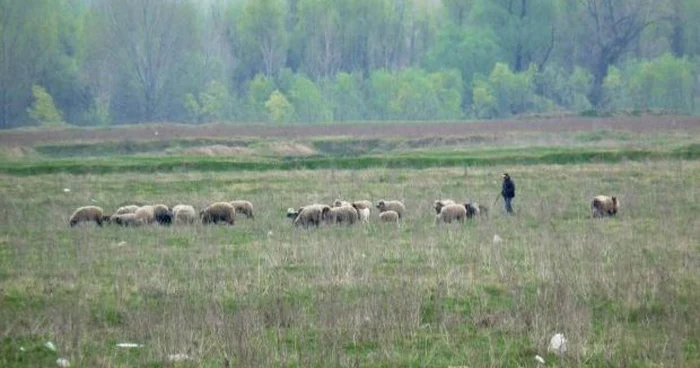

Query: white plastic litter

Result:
[116,343,143,348]
[548,333,567,355]
[535,355,546,364]
[63,188,71,193]
[45,341,57,351]
[19,346,26,352]
[56,358,71,367]
[168,353,191,362]
[493,234,502,245]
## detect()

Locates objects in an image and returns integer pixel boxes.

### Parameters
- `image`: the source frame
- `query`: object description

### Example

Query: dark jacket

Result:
[502,178,515,198]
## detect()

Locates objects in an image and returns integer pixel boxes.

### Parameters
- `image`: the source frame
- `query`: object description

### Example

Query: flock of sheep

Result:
[68,201,254,227]
[67,195,619,228]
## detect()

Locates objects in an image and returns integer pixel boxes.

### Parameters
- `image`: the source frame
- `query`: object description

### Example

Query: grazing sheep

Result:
[152,204,173,225]
[478,204,489,217]
[355,205,371,223]
[201,202,236,225]
[591,195,619,218]
[110,213,144,227]
[173,205,197,225]
[436,204,467,224]
[379,210,400,224]
[465,203,481,218]
[352,200,373,211]
[114,205,139,215]
[135,205,156,224]
[333,199,352,208]
[286,207,302,221]
[433,199,456,214]
[294,204,331,228]
[230,200,254,219]
[324,205,359,225]
[376,200,405,219]
[69,206,107,227]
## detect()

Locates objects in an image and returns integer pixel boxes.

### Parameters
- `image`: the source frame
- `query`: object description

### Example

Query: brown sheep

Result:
[324,205,359,225]
[591,195,619,218]
[376,200,405,219]
[114,205,139,215]
[173,205,197,225]
[433,199,456,214]
[379,210,400,224]
[230,200,254,219]
[294,204,331,228]
[201,202,236,225]
[110,213,144,227]
[69,206,107,227]
[436,204,467,224]
[135,205,156,224]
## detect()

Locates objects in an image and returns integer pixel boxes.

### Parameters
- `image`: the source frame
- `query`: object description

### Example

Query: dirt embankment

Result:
[0,117,698,147]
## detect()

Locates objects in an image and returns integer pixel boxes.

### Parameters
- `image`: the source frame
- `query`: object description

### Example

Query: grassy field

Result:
[1,119,699,367]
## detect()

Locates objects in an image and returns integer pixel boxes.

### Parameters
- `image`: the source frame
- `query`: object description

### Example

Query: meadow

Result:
[0,118,699,367]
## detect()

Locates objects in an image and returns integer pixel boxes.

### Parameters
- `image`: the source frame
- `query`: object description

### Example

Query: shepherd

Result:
[501,173,515,214]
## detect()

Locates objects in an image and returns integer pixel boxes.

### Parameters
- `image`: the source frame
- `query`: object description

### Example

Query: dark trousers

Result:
[503,196,513,214]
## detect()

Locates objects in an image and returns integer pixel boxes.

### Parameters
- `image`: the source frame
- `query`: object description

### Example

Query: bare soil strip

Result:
[1,117,698,147]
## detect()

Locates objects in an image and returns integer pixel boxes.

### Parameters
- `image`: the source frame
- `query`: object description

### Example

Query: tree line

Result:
[1,0,699,128]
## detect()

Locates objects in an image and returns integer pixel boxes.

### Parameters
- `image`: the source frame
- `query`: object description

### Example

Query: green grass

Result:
[2,143,698,175]
[0,157,699,367]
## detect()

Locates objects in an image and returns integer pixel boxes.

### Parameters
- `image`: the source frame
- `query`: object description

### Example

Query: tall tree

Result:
[234,0,288,78]
[294,0,341,78]
[93,0,196,122]
[470,0,557,72]
[0,0,58,128]
[441,0,474,26]
[573,0,658,106]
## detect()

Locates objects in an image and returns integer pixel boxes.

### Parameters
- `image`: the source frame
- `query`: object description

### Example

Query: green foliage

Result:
[603,54,697,113]
[288,74,332,123]
[244,74,277,121]
[537,66,593,112]
[625,54,696,113]
[83,95,111,126]
[27,85,64,126]
[3,0,700,128]
[367,70,396,120]
[469,0,556,71]
[425,25,505,103]
[472,80,498,119]
[602,66,627,111]
[293,0,341,77]
[474,63,546,117]
[233,0,289,77]
[183,80,231,123]
[0,0,60,128]
[331,72,366,121]
[265,90,294,123]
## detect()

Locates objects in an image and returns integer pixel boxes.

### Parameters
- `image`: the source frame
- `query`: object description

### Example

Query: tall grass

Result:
[0,162,698,367]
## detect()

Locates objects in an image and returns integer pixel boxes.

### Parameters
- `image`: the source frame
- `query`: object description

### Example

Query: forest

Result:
[1,0,699,128]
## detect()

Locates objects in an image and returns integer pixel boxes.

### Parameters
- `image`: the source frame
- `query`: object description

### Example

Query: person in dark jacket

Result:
[501,173,515,214]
